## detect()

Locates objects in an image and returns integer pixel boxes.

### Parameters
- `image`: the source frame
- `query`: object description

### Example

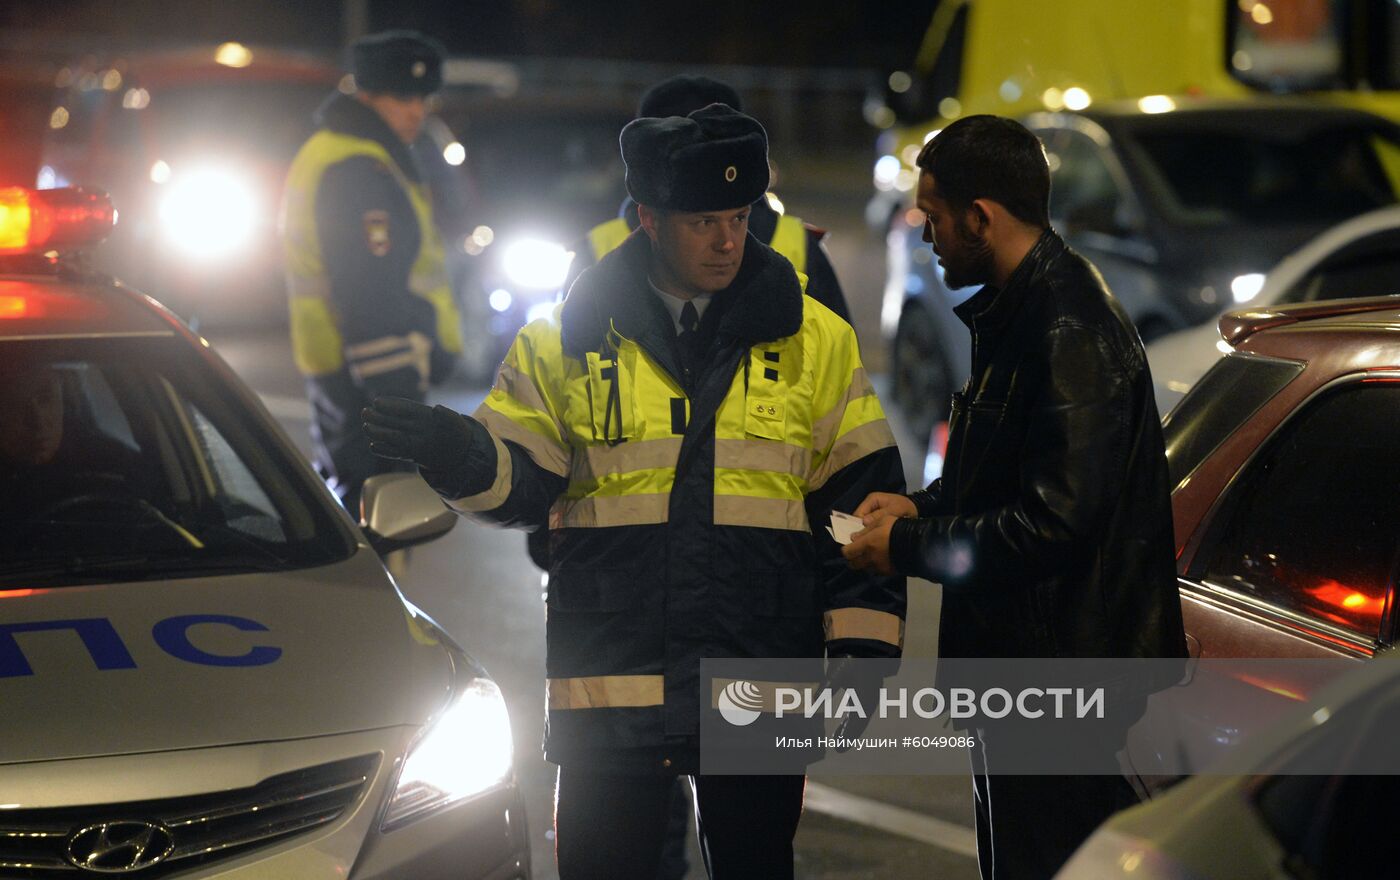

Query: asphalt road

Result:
[200,186,980,880]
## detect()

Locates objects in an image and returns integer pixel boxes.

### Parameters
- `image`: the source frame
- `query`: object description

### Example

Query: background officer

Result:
[364,104,905,879]
[281,30,463,514]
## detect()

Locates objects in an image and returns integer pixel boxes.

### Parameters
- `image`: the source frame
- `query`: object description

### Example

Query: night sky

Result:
[2,0,939,68]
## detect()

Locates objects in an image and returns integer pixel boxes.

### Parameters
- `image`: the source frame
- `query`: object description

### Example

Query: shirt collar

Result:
[648,279,713,334]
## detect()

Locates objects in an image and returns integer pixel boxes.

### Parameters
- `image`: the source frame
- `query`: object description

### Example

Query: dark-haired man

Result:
[843,115,1186,879]
[364,104,905,879]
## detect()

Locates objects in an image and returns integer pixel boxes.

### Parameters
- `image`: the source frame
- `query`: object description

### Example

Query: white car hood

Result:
[0,549,454,764]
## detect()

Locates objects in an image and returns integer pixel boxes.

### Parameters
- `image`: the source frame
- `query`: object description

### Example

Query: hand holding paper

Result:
[826,510,865,545]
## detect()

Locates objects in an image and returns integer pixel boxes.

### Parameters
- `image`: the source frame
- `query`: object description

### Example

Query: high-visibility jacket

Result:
[570,195,852,324]
[281,93,463,509]
[282,106,461,384]
[443,229,904,771]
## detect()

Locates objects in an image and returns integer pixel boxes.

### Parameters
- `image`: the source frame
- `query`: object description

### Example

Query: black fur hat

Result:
[620,104,768,212]
[350,30,445,96]
[637,74,743,118]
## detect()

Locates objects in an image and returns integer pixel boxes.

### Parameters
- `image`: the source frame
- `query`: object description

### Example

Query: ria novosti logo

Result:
[718,680,764,726]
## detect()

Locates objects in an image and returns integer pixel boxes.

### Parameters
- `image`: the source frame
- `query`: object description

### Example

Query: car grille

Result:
[0,754,377,877]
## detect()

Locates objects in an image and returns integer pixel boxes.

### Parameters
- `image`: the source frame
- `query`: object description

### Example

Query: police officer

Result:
[364,105,905,879]
[563,74,852,324]
[281,30,463,514]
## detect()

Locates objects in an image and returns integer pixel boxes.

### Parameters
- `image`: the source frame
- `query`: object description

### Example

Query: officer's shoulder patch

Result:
[363,209,391,256]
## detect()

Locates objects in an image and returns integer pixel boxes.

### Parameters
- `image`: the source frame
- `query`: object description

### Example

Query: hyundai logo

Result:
[65,820,176,873]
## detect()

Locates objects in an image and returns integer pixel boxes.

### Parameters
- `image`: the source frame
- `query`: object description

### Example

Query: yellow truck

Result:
[870,0,1400,215]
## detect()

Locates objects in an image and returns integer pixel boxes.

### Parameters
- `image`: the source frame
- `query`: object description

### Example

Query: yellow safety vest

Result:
[281,130,463,377]
[587,209,809,275]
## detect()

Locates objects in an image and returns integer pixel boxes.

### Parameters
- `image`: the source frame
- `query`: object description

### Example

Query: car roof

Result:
[0,273,186,340]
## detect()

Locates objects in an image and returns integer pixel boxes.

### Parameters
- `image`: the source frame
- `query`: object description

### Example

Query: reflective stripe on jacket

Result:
[282,129,462,377]
[449,229,905,770]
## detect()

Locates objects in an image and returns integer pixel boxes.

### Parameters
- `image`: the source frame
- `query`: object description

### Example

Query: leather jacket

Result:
[889,230,1186,659]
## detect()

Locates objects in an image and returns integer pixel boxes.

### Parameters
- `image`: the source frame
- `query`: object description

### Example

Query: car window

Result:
[1045,130,1123,233]
[0,337,353,587]
[1129,122,1400,226]
[1279,228,1400,304]
[1163,353,1303,490]
[1199,383,1400,640]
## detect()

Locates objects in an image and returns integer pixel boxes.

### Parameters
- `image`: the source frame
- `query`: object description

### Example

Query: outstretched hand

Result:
[362,396,436,463]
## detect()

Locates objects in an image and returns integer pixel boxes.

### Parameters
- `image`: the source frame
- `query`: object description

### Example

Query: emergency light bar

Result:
[0,187,116,255]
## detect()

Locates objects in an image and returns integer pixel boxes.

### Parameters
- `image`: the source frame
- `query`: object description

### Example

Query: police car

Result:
[0,187,529,878]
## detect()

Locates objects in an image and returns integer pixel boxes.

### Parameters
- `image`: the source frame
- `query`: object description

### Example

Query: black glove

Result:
[362,397,495,494]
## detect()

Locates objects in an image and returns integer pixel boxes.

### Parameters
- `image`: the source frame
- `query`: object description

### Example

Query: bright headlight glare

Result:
[382,677,514,831]
[1231,272,1266,303]
[502,238,573,290]
[158,166,257,260]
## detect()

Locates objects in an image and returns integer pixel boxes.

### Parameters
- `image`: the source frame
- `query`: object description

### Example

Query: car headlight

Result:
[1230,272,1266,304]
[381,677,514,831]
[501,237,573,290]
[158,165,258,260]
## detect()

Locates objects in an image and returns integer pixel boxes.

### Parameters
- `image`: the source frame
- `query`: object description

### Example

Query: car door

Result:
[1178,376,1400,663]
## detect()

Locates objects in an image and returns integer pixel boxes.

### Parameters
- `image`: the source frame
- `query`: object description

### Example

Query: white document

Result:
[826,510,865,545]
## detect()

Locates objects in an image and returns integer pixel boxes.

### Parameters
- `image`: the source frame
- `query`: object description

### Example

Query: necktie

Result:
[678,301,701,369]
[679,301,700,335]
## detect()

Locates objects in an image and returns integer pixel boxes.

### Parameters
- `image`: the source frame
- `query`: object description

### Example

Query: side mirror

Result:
[360,472,457,555]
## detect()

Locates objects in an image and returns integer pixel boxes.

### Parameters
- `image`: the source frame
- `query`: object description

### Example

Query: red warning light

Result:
[0,187,116,255]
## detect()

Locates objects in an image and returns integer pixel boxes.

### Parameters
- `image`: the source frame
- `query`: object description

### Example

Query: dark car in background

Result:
[1149,204,1400,414]
[886,98,1400,444]
[38,45,342,328]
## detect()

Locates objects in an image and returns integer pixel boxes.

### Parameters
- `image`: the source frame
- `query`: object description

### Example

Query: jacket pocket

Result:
[584,351,637,443]
[744,395,788,441]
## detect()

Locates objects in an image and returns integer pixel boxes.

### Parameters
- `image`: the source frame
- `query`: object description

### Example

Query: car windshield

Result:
[1129,122,1400,226]
[0,337,353,588]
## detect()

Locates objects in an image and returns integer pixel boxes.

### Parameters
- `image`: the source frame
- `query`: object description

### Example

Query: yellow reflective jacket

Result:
[443,230,904,770]
[282,110,462,384]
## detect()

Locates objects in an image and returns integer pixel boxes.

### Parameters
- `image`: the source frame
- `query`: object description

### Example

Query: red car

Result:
[1165,295,1400,661]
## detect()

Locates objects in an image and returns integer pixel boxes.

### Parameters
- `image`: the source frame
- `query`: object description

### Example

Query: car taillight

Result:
[0,187,116,255]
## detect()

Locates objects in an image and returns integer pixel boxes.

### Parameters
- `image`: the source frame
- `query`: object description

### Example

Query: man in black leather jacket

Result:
[843,115,1186,879]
